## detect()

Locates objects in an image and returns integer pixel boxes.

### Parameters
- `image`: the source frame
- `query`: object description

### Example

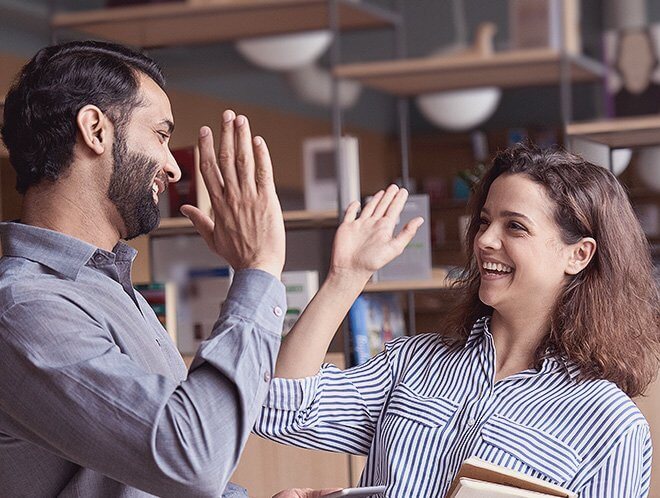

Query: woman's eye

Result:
[479,217,489,225]
[509,221,526,231]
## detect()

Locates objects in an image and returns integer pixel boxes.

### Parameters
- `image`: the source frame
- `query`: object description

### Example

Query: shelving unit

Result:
[50,0,398,47]
[364,267,452,292]
[334,48,605,95]
[154,209,339,236]
[566,115,660,148]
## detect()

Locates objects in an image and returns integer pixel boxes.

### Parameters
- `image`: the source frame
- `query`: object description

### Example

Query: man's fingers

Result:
[360,189,384,218]
[253,135,276,194]
[197,126,224,200]
[372,184,399,218]
[234,114,256,192]
[391,217,424,253]
[218,109,239,191]
[180,204,216,252]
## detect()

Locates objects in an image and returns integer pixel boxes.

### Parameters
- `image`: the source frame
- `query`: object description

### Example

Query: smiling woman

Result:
[255,142,660,497]
[447,143,659,397]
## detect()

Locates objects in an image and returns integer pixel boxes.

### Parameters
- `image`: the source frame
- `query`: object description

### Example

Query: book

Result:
[446,457,577,498]
[281,270,319,337]
[135,282,178,343]
[348,293,406,366]
[348,296,371,366]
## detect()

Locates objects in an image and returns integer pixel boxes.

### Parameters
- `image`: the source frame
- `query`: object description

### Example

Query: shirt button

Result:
[467,418,476,427]
[273,306,283,317]
[93,253,106,264]
[264,371,271,382]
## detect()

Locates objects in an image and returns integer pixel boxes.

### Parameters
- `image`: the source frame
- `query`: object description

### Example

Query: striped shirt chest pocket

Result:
[384,383,459,427]
[478,414,582,485]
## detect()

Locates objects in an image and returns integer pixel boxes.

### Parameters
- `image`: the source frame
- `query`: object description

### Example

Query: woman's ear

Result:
[565,237,597,275]
[76,105,108,155]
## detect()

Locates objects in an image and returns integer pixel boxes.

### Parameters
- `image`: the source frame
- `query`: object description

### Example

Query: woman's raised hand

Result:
[329,184,423,286]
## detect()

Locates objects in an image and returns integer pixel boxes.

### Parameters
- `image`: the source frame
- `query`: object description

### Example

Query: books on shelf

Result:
[348,293,406,366]
[372,194,432,282]
[281,270,319,338]
[447,457,576,498]
[135,282,178,343]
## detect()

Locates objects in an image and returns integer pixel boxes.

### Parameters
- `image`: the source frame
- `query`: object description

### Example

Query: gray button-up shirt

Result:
[0,222,285,497]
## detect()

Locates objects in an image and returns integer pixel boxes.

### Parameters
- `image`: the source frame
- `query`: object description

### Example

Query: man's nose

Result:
[164,147,182,183]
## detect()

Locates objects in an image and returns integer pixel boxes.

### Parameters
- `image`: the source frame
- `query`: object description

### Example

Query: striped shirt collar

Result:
[466,315,580,381]
[0,221,136,281]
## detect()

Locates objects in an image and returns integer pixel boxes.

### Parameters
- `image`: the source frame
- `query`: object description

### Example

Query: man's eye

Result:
[509,221,526,231]
[157,132,169,141]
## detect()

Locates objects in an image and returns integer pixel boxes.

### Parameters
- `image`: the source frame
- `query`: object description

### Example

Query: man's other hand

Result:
[181,110,285,279]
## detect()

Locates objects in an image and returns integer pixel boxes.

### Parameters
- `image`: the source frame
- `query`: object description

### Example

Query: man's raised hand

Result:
[181,110,285,279]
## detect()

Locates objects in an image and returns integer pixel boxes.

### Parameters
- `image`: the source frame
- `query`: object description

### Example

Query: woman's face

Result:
[474,173,575,318]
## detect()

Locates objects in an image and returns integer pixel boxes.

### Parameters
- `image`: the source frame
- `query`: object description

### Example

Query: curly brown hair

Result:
[445,142,660,397]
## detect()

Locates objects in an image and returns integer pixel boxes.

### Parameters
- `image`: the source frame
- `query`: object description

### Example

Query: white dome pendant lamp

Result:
[287,62,363,109]
[235,30,333,72]
[415,0,501,131]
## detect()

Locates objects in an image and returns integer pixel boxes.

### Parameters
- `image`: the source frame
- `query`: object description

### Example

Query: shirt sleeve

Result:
[576,423,652,498]
[254,337,406,456]
[0,269,285,498]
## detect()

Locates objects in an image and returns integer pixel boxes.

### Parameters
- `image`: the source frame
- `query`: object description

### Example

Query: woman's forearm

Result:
[274,270,368,378]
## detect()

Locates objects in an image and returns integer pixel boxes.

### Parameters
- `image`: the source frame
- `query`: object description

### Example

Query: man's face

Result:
[107,127,165,240]
[107,74,180,240]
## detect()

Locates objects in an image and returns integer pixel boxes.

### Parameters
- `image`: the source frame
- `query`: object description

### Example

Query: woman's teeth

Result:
[482,261,513,273]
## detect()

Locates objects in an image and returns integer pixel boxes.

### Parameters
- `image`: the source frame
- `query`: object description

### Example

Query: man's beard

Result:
[108,128,163,240]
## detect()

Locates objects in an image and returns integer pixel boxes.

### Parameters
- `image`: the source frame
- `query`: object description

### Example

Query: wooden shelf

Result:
[566,115,660,148]
[50,0,398,48]
[153,209,339,236]
[364,267,452,292]
[334,48,604,95]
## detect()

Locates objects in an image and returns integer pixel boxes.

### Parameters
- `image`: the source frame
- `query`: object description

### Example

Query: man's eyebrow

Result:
[159,119,174,134]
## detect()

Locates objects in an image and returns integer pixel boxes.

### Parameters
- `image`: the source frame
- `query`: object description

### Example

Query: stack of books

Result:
[447,457,576,498]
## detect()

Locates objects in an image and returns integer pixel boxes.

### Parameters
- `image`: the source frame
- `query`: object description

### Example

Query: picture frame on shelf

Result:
[303,135,360,212]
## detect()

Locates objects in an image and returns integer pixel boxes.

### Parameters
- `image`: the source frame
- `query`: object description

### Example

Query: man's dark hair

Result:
[1,40,165,194]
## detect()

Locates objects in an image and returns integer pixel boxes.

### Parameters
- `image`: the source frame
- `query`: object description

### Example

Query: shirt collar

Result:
[466,315,580,381]
[0,221,137,280]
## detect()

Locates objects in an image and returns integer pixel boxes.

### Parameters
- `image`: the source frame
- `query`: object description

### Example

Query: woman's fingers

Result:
[372,184,399,218]
[391,217,424,254]
[342,200,360,222]
[360,189,384,218]
[384,187,409,220]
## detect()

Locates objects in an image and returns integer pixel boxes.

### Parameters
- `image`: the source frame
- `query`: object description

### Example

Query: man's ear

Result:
[565,237,597,275]
[76,105,109,155]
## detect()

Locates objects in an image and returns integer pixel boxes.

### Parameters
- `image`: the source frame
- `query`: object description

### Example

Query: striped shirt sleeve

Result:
[577,423,652,498]
[254,339,404,455]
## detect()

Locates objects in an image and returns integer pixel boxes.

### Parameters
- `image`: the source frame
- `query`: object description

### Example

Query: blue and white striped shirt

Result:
[256,317,651,497]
